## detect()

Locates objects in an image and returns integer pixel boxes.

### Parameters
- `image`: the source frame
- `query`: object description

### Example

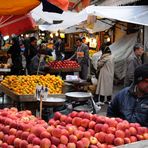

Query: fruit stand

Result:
[0,108,147,147]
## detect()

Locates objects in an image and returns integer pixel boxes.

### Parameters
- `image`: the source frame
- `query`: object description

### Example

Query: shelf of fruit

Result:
[0,108,147,148]
[0,75,64,102]
[47,60,81,73]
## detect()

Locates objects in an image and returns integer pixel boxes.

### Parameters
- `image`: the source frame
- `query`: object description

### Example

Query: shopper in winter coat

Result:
[96,44,114,104]
[107,64,148,127]
[124,43,144,87]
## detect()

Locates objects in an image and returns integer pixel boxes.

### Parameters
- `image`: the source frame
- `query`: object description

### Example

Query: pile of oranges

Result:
[1,74,64,95]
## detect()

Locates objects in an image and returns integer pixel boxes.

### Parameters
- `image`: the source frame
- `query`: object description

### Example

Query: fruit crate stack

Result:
[0,107,147,147]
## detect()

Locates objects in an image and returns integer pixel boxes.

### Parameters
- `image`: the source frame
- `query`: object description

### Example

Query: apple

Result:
[143,133,148,140]
[1,143,8,148]
[95,132,106,143]
[129,127,137,136]
[60,135,68,145]
[27,134,36,144]
[7,135,15,145]
[74,130,84,139]
[115,118,123,123]
[107,127,116,134]
[104,133,115,144]
[47,126,55,134]
[136,135,144,141]
[16,130,23,138]
[124,137,131,144]
[65,117,72,124]
[78,126,85,132]
[54,112,62,120]
[58,144,67,148]
[69,135,78,144]
[88,129,95,136]
[0,131,4,140]
[80,119,89,128]
[60,115,67,122]
[105,118,118,127]
[52,128,62,138]
[81,137,90,147]
[115,130,125,138]
[77,112,85,118]
[31,126,46,137]
[40,131,51,139]
[21,131,30,140]
[51,136,60,146]
[94,124,103,132]
[84,131,91,139]
[101,124,109,133]
[76,140,84,148]
[40,138,51,148]
[48,119,56,125]
[130,136,137,142]
[137,127,147,135]
[3,134,9,143]
[19,140,28,148]
[72,117,82,127]
[69,111,78,118]
[90,136,98,145]
[114,137,124,146]
[89,145,98,148]
[9,128,17,135]
[125,129,131,137]
[32,137,41,145]
[96,116,106,124]
[88,121,96,129]
[67,143,76,148]
[3,125,10,134]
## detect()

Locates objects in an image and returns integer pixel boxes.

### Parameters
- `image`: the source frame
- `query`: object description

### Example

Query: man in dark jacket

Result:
[107,64,148,127]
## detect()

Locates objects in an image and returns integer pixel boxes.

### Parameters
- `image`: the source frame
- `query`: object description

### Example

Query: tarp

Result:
[0,15,36,35]
[86,5,148,26]
[0,0,69,15]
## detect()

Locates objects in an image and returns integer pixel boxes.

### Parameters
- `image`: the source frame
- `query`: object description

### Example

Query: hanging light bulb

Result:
[55,32,59,36]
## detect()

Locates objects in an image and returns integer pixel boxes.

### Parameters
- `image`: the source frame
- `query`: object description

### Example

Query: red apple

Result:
[54,112,62,120]
[72,117,82,127]
[125,129,131,137]
[143,133,148,140]
[105,118,118,127]
[114,137,124,146]
[69,135,78,144]
[124,137,131,144]
[77,111,85,118]
[16,130,23,138]
[130,136,137,142]
[107,127,116,134]
[32,137,41,145]
[21,131,30,140]
[78,126,85,132]
[81,119,89,128]
[74,130,84,139]
[7,135,15,145]
[101,124,109,133]
[136,135,144,141]
[40,138,51,148]
[104,133,115,144]
[67,143,76,148]
[52,128,62,138]
[19,140,28,148]
[88,129,95,136]
[94,124,103,132]
[95,132,106,143]
[81,137,90,147]
[0,131,4,140]
[40,131,51,139]
[96,116,106,124]
[115,130,125,138]
[31,126,46,137]
[1,143,8,148]
[60,135,68,145]
[76,140,84,148]
[9,128,17,135]
[69,111,78,118]
[51,136,60,146]
[58,144,67,148]
[84,131,91,139]
[129,127,137,136]
[88,121,96,129]
[137,127,146,135]
[27,134,36,144]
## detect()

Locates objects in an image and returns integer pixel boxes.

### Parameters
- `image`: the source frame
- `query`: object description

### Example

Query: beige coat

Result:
[96,53,114,96]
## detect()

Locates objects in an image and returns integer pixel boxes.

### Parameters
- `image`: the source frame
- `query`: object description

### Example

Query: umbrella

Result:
[0,14,36,35]
[0,0,69,15]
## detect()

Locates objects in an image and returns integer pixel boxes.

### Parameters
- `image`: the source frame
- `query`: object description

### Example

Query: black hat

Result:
[134,64,148,84]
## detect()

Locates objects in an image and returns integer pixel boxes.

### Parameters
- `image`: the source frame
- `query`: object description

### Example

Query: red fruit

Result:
[101,124,109,133]
[115,130,125,138]
[77,112,85,118]
[27,134,36,144]
[143,133,148,140]
[7,135,15,145]
[106,118,118,127]
[54,112,62,120]
[116,123,125,130]
[9,128,17,135]
[40,131,51,139]
[137,127,146,135]
[96,116,106,124]
[67,143,76,148]
[48,119,56,125]
[16,130,23,138]
[89,145,98,148]
[81,119,89,128]
[51,145,57,148]
[115,118,123,123]
[78,126,85,132]
[130,136,137,142]
[52,128,62,138]
[51,136,60,146]
[88,121,96,129]
[125,129,131,137]
[40,138,51,148]
[114,137,124,146]
[31,126,46,137]
[21,131,29,140]
[14,138,21,148]
[83,112,92,120]
[81,137,90,147]
[90,136,98,145]
[60,135,68,145]
[124,137,131,144]
[65,117,72,124]
[3,134,9,143]
[104,133,115,144]
[76,140,84,148]
[69,111,78,118]
[58,144,67,148]
[19,140,28,148]
[129,127,137,136]
[137,135,144,141]
[61,129,69,137]
[0,131,4,140]
[95,132,105,143]
[69,135,78,144]
[3,125,10,134]
[60,115,67,122]
[88,129,95,136]
[74,130,84,139]
[32,137,41,145]
[107,127,115,134]
[94,124,103,132]
[84,131,91,138]
[1,143,8,148]
[72,117,82,127]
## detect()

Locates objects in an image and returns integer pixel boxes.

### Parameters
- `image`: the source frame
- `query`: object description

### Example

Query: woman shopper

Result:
[96,44,114,105]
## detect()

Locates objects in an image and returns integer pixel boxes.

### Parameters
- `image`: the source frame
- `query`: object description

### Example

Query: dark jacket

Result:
[107,85,148,127]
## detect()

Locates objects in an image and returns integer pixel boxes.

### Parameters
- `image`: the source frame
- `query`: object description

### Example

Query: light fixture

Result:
[55,32,59,36]
[60,33,65,38]
[50,33,53,38]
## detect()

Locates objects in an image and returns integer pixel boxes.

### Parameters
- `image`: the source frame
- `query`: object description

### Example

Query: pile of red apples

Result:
[48,60,80,70]
[0,108,147,148]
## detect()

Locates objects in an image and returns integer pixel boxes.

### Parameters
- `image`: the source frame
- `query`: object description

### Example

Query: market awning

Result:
[0,0,69,15]
[0,15,36,35]
[86,5,148,26]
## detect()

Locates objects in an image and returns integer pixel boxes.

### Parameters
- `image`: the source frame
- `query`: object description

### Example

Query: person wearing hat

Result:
[107,64,148,127]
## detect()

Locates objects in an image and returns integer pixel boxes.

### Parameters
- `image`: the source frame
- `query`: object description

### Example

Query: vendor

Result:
[29,45,48,75]
[69,37,89,80]
[107,64,148,127]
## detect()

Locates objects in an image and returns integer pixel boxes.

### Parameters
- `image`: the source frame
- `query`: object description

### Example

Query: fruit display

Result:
[0,108,147,148]
[48,60,80,71]
[1,74,63,95]
[89,50,97,58]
